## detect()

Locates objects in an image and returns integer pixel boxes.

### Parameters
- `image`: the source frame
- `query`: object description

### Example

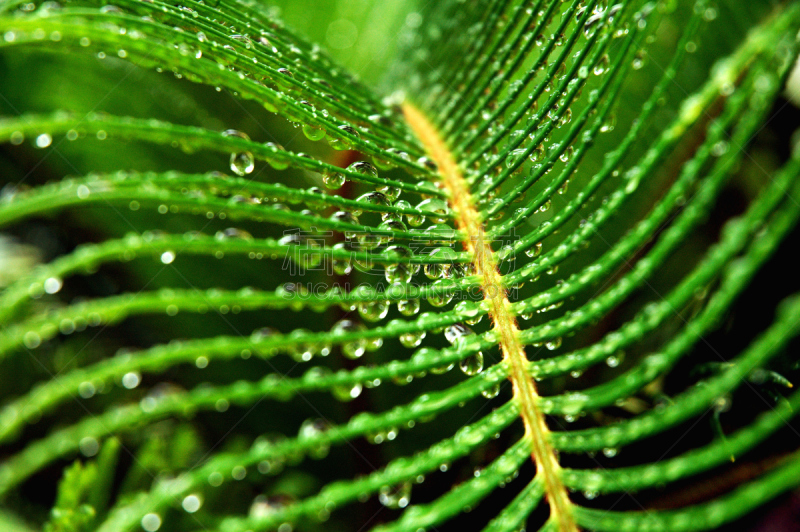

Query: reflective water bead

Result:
[426,224,456,245]
[377,184,401,202]
[367,335,383,351]
[459,352,484,375]
[298,418,330,458]
[353,191,389,216]
[229,151,254,176]
[302,124,325,141]
[399,330,426,348]
[602,447,618,458]
[379,482,411,509]
[417,156,438,172]
[525,242,543,258]
[529,144,546,162]
[222,129,254,176]
[333,382,363,401]
[215,227,254,240]
[329,124,360,150]
[405,206,425,227]
[330,210,359,240]
[427,279,455,307]
[333,319,367,358]
[444,323,474,345]
[424,247,457,279]
[322,170,346,189]
[397,298,421,316]
[384,244,417,284]
[416,198,450,223]
[594,54,610,75]
[358,299,389,322]
[332,242,353,275]
[264,143,289,170]
[357,230,382,250]
[368,113,393,127]
[481,383,501,399]
[182,494,203,513]
[249,495,292,518]
[348,161,379,180]
[545,336,562,350]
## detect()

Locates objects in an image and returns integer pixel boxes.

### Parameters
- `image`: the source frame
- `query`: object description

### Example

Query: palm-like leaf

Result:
[1,0,800,531]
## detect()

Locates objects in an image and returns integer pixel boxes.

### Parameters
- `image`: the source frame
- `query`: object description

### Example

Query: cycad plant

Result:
[1,0,800,530]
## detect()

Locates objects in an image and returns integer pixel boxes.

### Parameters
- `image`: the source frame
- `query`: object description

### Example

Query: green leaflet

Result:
[1,0,800,531]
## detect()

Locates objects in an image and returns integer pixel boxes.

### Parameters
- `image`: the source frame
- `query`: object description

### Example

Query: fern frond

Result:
[2,0,800,531]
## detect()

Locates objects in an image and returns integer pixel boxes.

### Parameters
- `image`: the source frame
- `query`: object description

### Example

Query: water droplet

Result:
[302,124,325,141]
[427,279,454,307]
[384,244,417,283]
[322,170,346,189]
[182,494,202,513]
[377,184,401,201]
[602,447,618,458]
[379,482,411,509]
[332,241,353,274]
[444,323,474,345]
[424,247,457,279]
[230,151,255,176]
[250,494,292,518]
[348,161,378,179]
[399,330,426,348]
[299,418,330,459]
[353,191,390,216]
[122,371,141,389]
[35,133,52,148]
[398,298,420,316]
[416,198,450,223]
[460,352,484,375]
[160,251,175,264]
[141,513,162,532]
[333,319,368,358]
[329,124,360,151]
[545,337,562,350]
[222,129,254,176]
[358,300,389,322]
[525,242,543,258]
[333,382,363,401]
[593,54,610,76]
[417,156,438,172]
[43,276,62,294]
[216,227,253,241]
[79,436,99,457]
[481,383,500,399]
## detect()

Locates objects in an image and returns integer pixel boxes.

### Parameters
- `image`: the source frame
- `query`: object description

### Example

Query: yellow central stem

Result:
[402,102,577,532]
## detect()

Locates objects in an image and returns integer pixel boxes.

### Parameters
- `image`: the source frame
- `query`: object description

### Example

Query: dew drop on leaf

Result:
[379,482,411,509]
[459,352,484,376]
[416,198,450,223]
[322,171,346,189]
[397,298,421,316]
[399,330,426,348]
[444,323,474,345]
[427,279,455,307]
[299,418,330,459]
[481,383,500,399]
[358,300,389,322]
